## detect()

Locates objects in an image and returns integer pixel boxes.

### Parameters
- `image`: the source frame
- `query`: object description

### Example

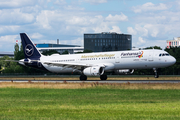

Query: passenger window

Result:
[159,54,161,57]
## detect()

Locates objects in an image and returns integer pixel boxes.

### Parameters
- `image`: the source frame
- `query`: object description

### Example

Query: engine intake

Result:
[83,67,104,76]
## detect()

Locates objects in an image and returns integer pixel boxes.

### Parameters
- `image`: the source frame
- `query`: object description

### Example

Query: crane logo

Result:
[25,44,34,56]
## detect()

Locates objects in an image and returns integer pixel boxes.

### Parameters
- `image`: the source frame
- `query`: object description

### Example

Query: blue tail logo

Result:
[25,44,34,56]
[20,33,41,59]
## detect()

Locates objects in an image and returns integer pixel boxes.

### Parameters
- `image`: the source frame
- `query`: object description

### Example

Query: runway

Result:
[0,80,180,83]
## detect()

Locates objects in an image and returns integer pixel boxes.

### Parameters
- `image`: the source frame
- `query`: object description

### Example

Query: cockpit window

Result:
[159,53,170,57]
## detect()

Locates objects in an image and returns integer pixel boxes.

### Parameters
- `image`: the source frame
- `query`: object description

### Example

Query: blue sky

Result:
[0,0,180,52]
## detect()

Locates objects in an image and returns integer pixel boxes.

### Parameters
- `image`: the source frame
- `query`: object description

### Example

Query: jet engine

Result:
[83,67,104,76]
[114,69,134,75]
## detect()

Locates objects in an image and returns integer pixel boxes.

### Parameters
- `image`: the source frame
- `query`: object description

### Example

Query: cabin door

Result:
[115,54,120,63]
[148,51,154,61]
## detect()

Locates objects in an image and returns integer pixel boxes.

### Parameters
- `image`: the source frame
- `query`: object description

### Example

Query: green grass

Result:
[0,88,180,120]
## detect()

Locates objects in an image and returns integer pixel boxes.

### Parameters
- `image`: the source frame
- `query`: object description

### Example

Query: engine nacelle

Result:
[83,67,104,76]
[115,69,134,75]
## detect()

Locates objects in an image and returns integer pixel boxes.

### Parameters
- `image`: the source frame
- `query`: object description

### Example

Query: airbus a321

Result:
[18,33,176,80]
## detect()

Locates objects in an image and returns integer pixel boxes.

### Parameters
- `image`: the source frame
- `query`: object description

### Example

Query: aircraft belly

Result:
[115,60,154,69]
[42,64,73,73]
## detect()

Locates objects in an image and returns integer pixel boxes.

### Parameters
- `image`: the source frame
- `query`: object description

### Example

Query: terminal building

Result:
[0,52,14,58]
[36,43,84,54]
[167,37,180,48]
[84,32,132,52]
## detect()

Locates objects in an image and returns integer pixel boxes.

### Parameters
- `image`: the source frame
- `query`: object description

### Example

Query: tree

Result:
[14,43,19,54]
[145,46,162,50]
[14,42,24,60]
[0,56,16,73]
[83,49,93,53]
[62,50,69,55]
[42,50,59,56]
[163,47,180,75]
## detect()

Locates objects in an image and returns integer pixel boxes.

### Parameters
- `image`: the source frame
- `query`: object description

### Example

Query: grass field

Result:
[0,84,180,119]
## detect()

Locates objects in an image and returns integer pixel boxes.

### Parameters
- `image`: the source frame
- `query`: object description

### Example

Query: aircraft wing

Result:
[5,60,20,62]
[42,61,104,70]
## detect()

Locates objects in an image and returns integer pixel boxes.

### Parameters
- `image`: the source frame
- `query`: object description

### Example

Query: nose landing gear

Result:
[153,68,159,78]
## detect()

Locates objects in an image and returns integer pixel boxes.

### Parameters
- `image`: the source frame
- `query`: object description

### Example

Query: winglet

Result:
[20,33,41,59]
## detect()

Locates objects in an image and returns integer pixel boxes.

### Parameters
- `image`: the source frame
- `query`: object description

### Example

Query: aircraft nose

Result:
[169,56,176,65]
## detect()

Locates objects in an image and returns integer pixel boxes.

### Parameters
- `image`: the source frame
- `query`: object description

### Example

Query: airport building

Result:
[36,43,84,54]
[167,37,180,48]
[0,52,14,58]
[84,32,132,52]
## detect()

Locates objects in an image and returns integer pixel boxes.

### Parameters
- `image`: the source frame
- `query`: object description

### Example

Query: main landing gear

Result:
[79,74,108,81]
[100,75,107,80]
[153,68,159,78]
[79,75,87,81]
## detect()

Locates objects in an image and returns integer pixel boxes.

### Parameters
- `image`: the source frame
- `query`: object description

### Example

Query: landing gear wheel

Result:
[100,75,107,80]
[154,72,159,78]
[80,75,87,81]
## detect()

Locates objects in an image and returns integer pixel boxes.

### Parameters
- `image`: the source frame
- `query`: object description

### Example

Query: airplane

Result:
[18,33,176,80]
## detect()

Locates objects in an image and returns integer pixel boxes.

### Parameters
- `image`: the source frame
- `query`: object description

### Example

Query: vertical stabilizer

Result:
[20,33,41,59]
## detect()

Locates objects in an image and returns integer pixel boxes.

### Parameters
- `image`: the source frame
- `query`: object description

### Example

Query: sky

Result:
[0,0,180,52]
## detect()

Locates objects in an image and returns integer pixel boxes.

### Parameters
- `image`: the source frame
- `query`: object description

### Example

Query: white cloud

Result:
[64,5,84,11]
[0,35,18,42]
[138,37,146,43]
[34,9,126,36]
[82,0,107,4]
[0,9,35,25]
[110,26,121,33]
[133,2,168,13]
[133,15,167,25]
[144,24,159,37]
[30,33,44,39]
[0,35,19,51]
[106,13,128,22]
[39,37,83,46]
[0,25,21,34]
[35,10,53,30]
[134,24,148,37]
[54,0,67,5]
[61,37,83,46]
[67,16,89,25]
[93,23,110,33]
[0,0,36,8]
[127,27,137,35]
[39,40,57,44]
[89,15,104,24]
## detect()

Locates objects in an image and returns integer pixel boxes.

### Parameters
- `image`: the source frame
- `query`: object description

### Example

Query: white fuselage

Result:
[39,49,176,73]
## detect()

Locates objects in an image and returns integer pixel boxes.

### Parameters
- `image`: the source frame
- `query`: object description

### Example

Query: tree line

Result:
[0,43,180,75]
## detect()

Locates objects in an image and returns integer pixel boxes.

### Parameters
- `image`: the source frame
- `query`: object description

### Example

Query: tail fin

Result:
[20,33,41,59]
